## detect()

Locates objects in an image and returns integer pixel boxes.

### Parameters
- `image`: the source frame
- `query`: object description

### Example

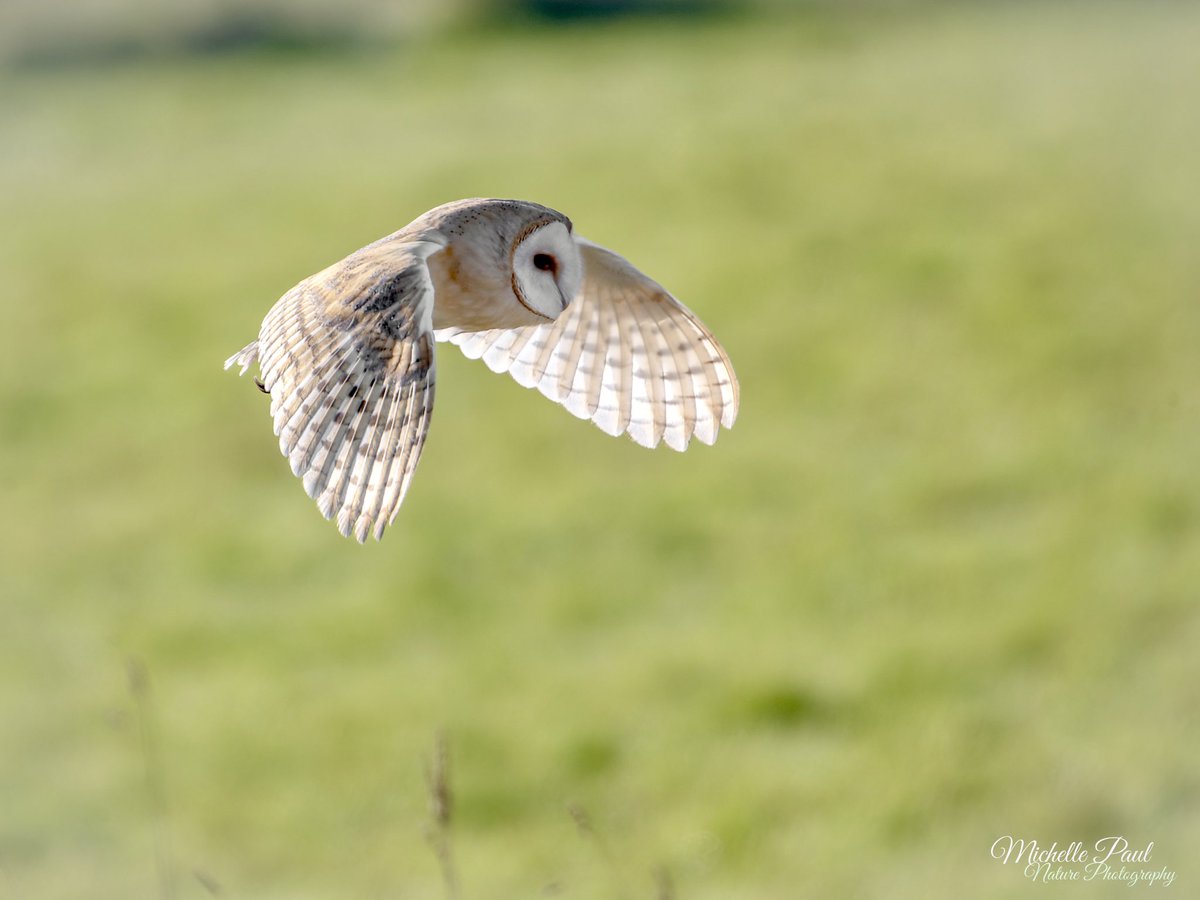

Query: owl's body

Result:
[226,198,738,542]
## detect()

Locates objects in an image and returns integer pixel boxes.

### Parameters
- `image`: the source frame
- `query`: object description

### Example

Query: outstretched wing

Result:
[226,242,440,542]
[435,237,738,451]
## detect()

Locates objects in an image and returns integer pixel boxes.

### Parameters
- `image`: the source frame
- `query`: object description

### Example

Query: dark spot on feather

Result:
[399,363,430,387]
[351,266,427,315]
[380,309,412,341]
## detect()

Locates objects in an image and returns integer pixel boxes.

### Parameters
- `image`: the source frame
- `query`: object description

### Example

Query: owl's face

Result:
[510,220,584,320]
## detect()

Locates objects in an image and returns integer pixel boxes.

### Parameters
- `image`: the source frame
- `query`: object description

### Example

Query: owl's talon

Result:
[255,378,269,394]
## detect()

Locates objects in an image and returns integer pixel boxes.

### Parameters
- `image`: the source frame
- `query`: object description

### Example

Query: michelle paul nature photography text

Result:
[991,836,1176,887]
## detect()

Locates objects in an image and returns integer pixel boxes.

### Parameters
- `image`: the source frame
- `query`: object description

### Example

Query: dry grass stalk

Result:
[424,730,460,900]
[127,657,177,900]
[567,803,630,900]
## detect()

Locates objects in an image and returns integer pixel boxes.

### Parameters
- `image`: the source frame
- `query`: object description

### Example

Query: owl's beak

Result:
[556,284,570,313]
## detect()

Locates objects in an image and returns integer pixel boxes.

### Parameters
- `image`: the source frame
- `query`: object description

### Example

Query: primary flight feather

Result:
[225,198,739,542]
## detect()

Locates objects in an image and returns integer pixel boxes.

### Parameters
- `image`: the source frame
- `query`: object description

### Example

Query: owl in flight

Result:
[225,198,739,542]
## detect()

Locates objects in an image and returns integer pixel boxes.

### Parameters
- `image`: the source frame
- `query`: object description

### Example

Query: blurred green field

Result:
[3,2,1199,898]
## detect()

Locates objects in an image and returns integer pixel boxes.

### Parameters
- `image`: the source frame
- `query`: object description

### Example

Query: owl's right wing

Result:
[436,237,738,451]
[225,241,441,542]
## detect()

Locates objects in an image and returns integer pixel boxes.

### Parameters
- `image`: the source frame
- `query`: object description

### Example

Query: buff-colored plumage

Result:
[225,198,739,542]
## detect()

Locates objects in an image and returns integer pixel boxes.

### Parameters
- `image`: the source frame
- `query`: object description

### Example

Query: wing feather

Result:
[593,294,629,437]
[628,309,676,448]
[352,374,410,541]
[506,326,553,387]
[653,312,703,450]
[551,300,592,412]
[335,372,390,529]
[564,290,605,420]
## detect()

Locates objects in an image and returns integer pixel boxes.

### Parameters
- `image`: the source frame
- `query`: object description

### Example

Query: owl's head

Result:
[418,198,584,328]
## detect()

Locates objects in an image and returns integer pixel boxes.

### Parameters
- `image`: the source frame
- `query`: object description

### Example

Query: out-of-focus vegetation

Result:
[2,2,1198,898]
[0,0,919,69]
[0,0,447,68]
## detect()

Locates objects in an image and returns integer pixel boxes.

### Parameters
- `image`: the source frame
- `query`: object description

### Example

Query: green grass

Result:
[3,3,1199,897]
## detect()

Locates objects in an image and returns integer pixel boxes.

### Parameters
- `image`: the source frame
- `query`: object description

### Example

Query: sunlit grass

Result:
[2,3,1199,897]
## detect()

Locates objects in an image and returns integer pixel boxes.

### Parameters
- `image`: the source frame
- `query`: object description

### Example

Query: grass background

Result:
[2,1,1199,897]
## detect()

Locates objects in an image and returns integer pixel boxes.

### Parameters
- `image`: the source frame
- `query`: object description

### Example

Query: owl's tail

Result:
[223,340,259,376]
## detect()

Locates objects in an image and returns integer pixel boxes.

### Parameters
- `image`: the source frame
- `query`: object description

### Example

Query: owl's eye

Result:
[533,253,557,273]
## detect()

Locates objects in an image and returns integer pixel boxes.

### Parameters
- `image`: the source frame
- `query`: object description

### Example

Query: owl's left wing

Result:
[225,242,441,542]
[435,237,738,451]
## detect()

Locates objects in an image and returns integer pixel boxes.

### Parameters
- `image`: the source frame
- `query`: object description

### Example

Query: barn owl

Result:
[225,198,739,542]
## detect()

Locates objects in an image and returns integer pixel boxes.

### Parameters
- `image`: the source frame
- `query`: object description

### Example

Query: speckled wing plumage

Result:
[225,241,440,542]
[435,238,739,451]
